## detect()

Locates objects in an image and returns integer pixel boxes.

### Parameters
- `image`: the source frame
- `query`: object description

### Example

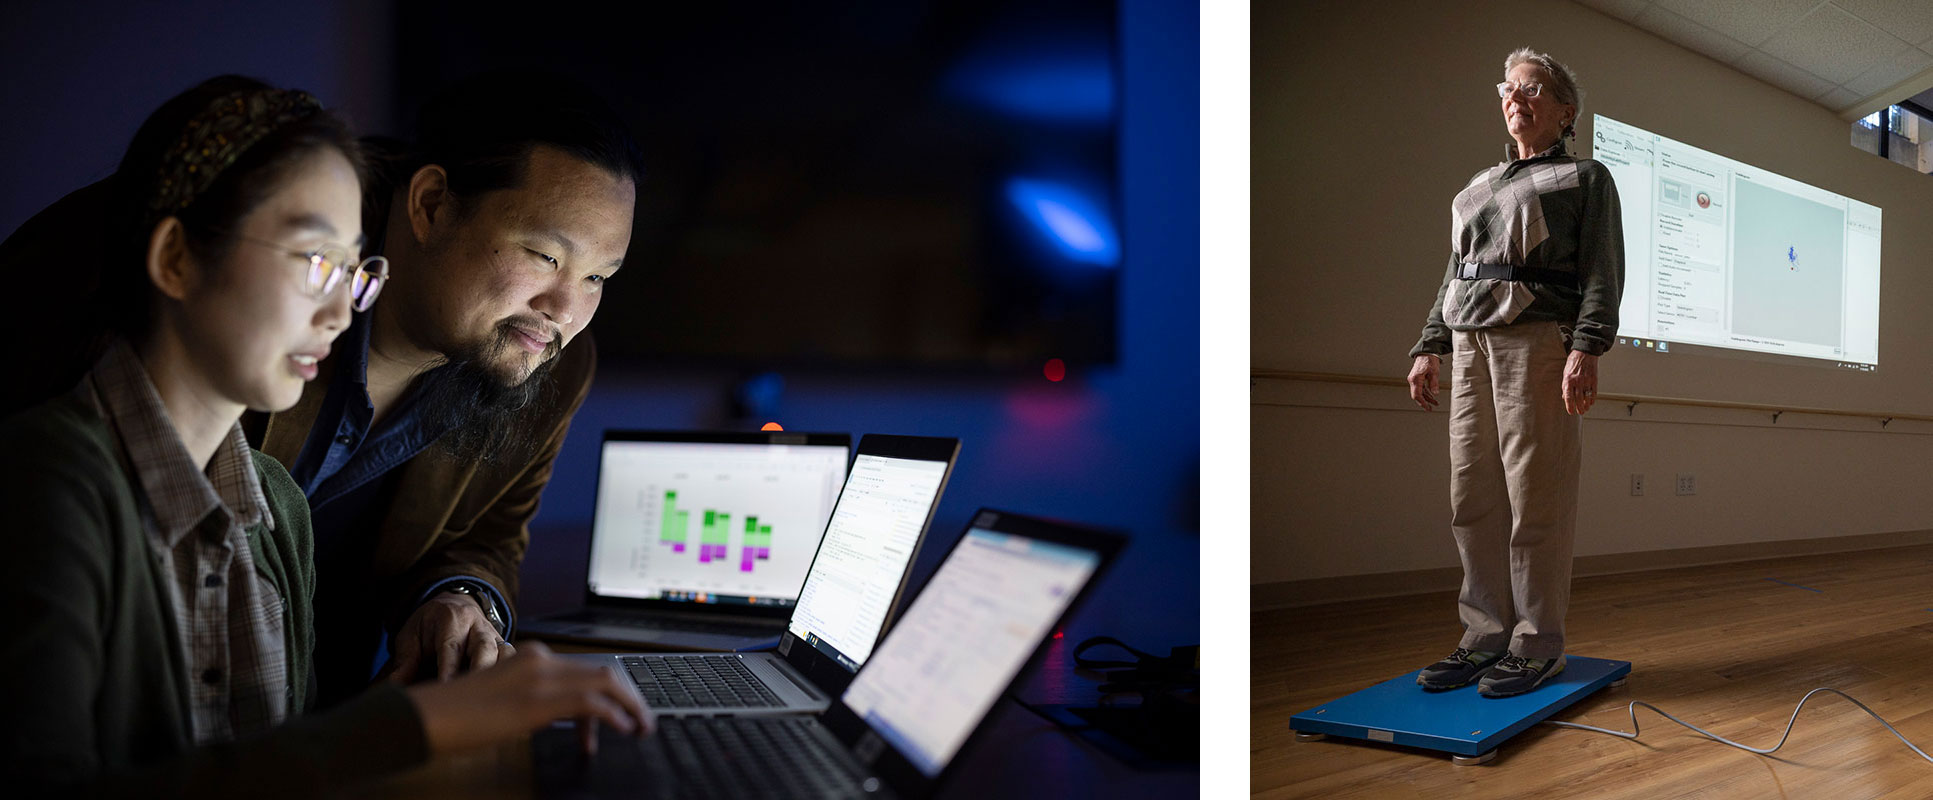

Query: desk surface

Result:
[368,636,1198,798]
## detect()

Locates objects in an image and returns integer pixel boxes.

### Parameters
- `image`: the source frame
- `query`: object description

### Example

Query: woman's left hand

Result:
[1562,350,1598,415]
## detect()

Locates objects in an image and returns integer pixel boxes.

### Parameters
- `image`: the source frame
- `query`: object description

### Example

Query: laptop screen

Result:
[838,528,1102,777]
[585,438,848,606]
[785,453,951,671]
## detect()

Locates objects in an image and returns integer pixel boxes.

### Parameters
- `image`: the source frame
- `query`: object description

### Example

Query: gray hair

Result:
[1505,47,1582,131]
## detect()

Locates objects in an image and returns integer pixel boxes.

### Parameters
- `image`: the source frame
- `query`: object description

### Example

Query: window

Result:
[1852,104,1933,173]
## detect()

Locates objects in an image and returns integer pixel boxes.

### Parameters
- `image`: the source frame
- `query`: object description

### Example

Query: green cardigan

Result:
[0,388,429,797]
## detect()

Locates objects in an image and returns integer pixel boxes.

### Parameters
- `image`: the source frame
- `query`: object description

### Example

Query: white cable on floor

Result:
[1543,687,1933,764]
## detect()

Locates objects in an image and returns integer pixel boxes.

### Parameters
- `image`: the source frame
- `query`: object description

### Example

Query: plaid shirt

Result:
[88,341,289,743]
[1412,139,1625,358]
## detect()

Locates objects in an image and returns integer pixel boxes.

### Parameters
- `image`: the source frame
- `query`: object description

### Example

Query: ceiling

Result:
[1572,0,1933,119]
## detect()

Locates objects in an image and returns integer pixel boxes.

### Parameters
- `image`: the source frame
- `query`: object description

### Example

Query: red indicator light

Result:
[1043,358,1066,382]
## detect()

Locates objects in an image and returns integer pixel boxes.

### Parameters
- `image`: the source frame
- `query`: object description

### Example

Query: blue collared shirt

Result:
[290,313,513,700]
[289,313,445,506]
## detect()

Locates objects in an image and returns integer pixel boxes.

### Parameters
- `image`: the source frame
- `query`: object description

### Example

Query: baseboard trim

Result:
[1251,529,1933,610]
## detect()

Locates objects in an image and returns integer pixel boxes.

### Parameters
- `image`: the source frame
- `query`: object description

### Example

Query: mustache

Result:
[495,317,563,362]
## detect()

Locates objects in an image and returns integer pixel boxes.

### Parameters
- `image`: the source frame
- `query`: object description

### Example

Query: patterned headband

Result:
[148,88,325,212]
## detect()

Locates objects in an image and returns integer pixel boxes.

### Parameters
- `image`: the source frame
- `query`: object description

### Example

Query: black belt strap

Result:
[1456,262,1573,285]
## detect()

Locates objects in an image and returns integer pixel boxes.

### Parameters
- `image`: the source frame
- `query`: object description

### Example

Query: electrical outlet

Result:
[1676,473,1695,496]
[1630,474,1644,496]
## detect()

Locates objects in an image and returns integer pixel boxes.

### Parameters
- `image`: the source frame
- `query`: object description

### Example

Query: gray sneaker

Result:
[1416,648,1504,690]
[1479,654,1567,697]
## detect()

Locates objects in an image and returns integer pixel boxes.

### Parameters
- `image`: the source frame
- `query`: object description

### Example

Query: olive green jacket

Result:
[0,387,429,798]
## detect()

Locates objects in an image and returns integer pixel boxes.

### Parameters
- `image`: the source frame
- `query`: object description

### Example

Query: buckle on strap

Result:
[1456,262,1573,285]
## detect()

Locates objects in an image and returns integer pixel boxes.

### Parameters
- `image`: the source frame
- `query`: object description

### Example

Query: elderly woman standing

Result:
[1406,48,1624,698]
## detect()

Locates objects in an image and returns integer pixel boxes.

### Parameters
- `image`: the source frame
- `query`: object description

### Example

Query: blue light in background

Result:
[944,36,1114,124]
[733,372,785,422]
[1007,178,1121,267]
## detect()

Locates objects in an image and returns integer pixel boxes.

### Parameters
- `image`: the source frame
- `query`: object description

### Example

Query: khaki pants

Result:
[1448,321,1580,660]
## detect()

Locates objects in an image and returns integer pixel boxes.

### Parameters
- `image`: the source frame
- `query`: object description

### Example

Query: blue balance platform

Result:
[1288,655,1631,759]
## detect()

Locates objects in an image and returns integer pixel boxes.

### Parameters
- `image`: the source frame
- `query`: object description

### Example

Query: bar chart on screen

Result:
[654,490,777,572]
[588,440,846,600]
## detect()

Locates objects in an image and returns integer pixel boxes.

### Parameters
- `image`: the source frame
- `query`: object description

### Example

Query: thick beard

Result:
[419,322,561,466]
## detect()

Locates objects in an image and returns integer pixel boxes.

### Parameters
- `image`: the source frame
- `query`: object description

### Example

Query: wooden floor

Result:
[1253,545,1933,799]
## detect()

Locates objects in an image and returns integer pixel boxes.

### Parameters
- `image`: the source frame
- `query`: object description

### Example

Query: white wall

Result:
[1255,0,1933,586]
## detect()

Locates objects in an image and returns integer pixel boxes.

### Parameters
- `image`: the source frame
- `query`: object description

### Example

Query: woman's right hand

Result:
[1408,354,1442,411]
[407,641,652,756]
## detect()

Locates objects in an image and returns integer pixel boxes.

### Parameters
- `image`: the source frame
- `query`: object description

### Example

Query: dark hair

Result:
[360,73,638,463]
[404,70,644,218]
[104,75,366,341]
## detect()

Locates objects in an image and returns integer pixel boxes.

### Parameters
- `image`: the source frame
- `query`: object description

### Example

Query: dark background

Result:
[392,0,1121,368]
[0,0,1198,658]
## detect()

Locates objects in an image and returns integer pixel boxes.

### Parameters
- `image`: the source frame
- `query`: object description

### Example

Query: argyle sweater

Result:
[1410,139,1625,358]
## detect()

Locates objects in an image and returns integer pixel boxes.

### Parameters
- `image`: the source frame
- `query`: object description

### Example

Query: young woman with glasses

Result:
[0,76,649,797]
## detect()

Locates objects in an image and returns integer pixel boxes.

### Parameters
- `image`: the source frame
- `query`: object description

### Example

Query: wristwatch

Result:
[440,580,508,639]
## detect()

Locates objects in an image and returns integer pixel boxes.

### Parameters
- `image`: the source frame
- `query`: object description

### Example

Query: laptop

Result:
[533,509,1126,800]
[568,434,960,716]
[522,430,854,652]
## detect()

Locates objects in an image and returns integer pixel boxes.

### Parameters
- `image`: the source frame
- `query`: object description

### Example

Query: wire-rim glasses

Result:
[220,231,388,312]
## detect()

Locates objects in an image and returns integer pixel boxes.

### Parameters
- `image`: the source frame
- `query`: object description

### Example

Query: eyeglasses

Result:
[1497,80,1545,99]
[221,232,389,312]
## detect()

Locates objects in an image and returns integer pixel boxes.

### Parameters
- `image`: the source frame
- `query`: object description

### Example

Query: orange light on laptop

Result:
[1043,358,1066,382]
[761,422,784,431]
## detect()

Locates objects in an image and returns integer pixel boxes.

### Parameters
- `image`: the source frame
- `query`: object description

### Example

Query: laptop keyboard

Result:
[624,655,783,708]
[529,716,888,799]
[654,716,881,799]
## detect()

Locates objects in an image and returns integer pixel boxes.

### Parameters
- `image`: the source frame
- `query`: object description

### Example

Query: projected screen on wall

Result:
[1593,115,1881,371]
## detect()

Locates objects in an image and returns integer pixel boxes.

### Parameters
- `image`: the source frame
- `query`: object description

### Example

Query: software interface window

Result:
[841,528,1102,777]
[788,455,951,670]
[1596,115,1882,369]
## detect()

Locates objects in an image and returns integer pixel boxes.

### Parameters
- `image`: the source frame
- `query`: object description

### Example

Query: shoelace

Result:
[1494,655,1535,673]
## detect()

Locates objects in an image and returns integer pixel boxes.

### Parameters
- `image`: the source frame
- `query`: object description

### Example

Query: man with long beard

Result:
[256,73,642,705]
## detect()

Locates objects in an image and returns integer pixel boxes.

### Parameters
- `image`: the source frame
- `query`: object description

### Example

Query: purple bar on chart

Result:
[740,549,755,572]
[673,543,685,553]
[757,547,770,560]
